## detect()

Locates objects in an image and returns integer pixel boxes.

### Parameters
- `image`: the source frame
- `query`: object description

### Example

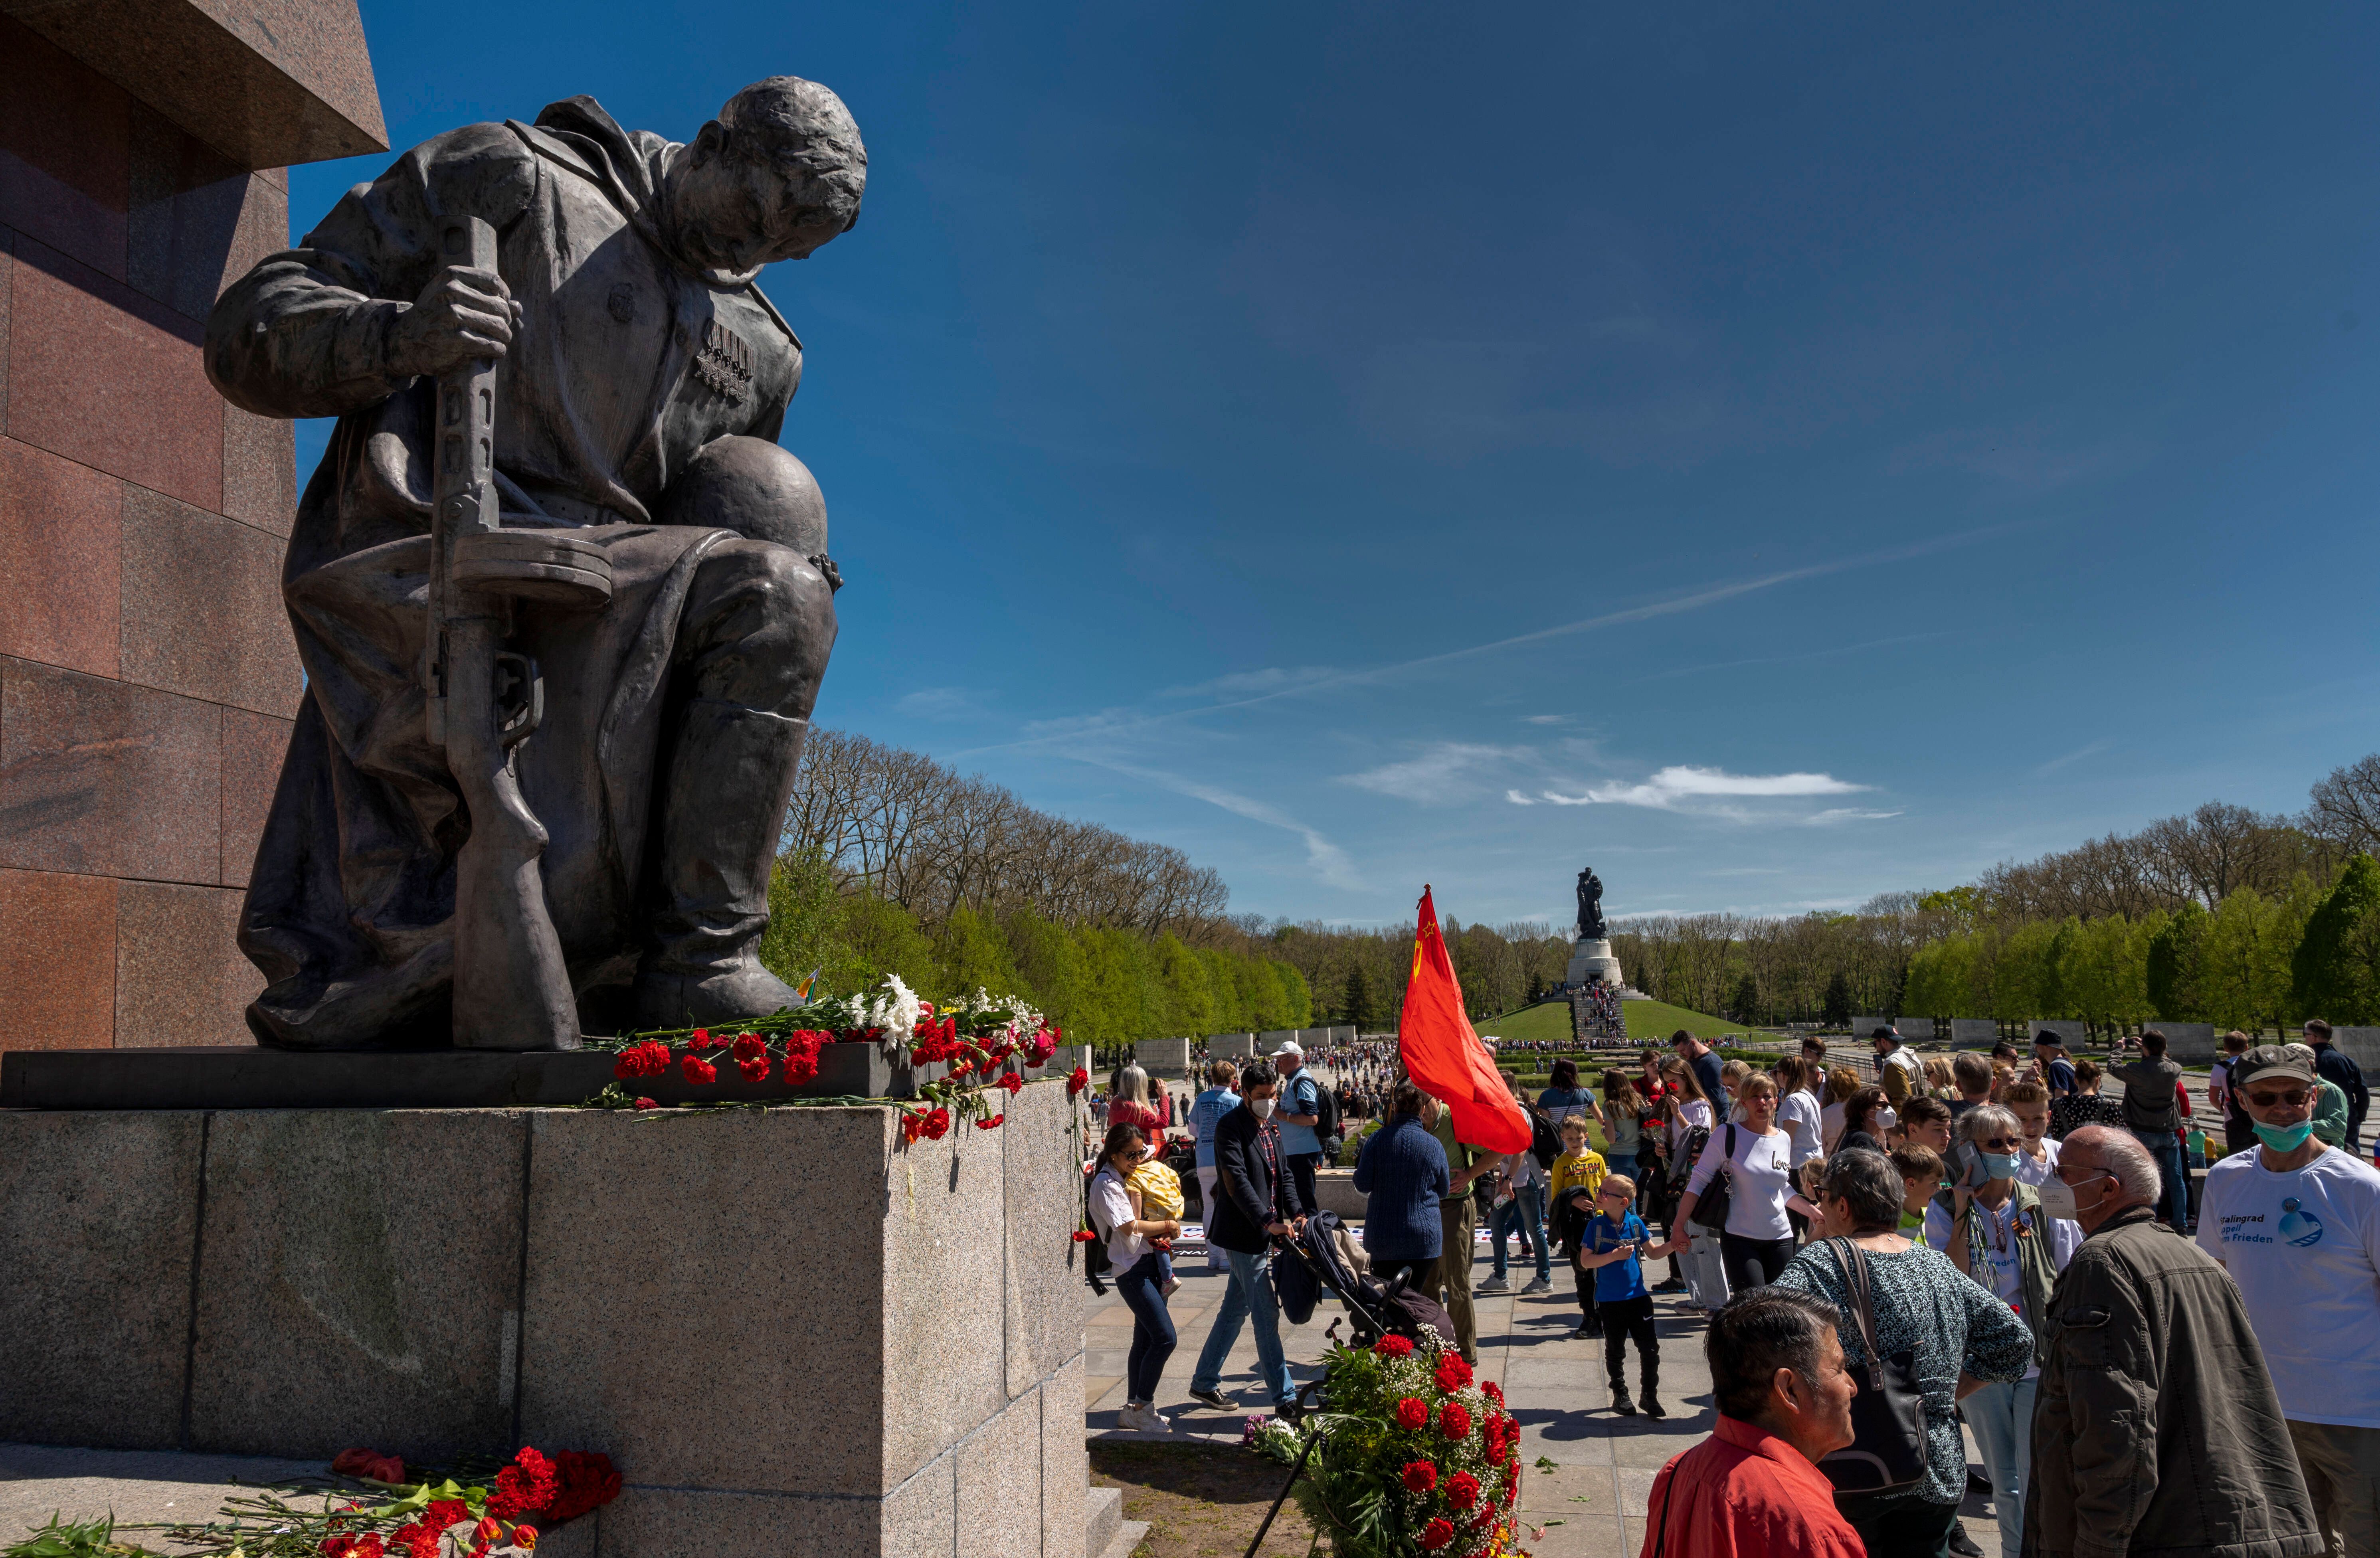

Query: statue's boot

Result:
[629,696,810,1030]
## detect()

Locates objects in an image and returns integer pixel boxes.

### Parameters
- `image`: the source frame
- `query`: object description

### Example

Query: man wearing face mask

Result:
[2025,1125,2321,1558]
[1186,1060,1310,1414]
[2198,1046,2380,1558]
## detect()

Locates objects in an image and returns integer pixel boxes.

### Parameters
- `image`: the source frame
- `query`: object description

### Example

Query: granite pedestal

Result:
[1131,1038,1191,1074]
[0,1077,1086,1558]
[2027,1018,2089,1049]
[1563,938,1622,989]
[1949,1019,1999,1046]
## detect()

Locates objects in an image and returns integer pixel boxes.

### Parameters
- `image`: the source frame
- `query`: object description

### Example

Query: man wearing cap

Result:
[2301,1020,2369,1154]
[2199,1044,2380,1558]
[1270,1041,1325,1218]
[1870,1024,1921,1110]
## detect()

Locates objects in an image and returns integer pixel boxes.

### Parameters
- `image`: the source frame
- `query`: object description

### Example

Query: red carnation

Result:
[976,1113,1005,1129]
[1482,1379,1504,1406]
[425,1501,470,1531]
[489,1447,557,1519]
[732,1032,766,1062]
[681,1053,717,1084]
[922,1107,952,1140]
[540,1451,621,1523]
[1444,1471,1480,1511]
[782,1052,819,1085]
[1072,1228,1097,1242]
[1373,1335,1414,1358]
[1395,1396,1429,1430]
[902,1111,925,1145]
[737,1056,770,1082]
[613,1040,671,1079]
[1067,1066,1090,1098]
[689,1027,712,1046]
[1417,1517,1456,1552]
[1437,1400,1472,1440]
[633,1097,657,1111]
[330,1447,406,1484]
[996,1072,1023,1095]
[1401,1460,1438,1493]
[392,1522,440,1558]
[1434,1353,1473,1392]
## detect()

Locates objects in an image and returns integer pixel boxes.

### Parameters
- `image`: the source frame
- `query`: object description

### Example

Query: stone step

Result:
[1086,1483,1146,1558]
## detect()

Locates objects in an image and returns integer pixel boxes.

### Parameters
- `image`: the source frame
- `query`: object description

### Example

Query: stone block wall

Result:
[0,1079,1086,1557]
[0,9,381,1051]
[1948,1019,1998,1046]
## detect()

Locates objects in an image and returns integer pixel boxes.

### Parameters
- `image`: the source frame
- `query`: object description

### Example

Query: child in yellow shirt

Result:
[1550,1115,1608,1202]
[1125,1137,1186,1295]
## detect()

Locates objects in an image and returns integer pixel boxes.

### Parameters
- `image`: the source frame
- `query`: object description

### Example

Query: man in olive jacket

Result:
[2024,1126,2321,1558]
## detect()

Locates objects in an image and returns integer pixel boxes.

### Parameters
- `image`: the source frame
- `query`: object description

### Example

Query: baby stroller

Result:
[1270,1210,1457,1351]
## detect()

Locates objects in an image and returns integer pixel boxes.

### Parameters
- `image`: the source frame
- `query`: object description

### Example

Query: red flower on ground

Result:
[633,1097,657,1111]
[681,1053,717,1084]
[1434,1353,1473,1392]
[540,1451,622,1523]
[1395,1396,1429,1430]
[902,1111,926,1145]
[1482,1379,1504,1406]
[489,1448,558,1520]
[732,1032,766,1062]
[975,1113,1005,1129]
[392,1522,440,1558]
[1401,1460,1438,1493]
[922,1107,952,1140]
[1444,1471,1480,1511]
[330,1447,405,1483]
[1373,1335,1414,1358]
[1437,1400,1472,1440]
[510,1527,538,1550]
[1417,1517,1456,1552]
[996,1072,1023,1095]
[425,1501,470,1531]
[1067,1066,1090,1098]
[474,1516,501,1543]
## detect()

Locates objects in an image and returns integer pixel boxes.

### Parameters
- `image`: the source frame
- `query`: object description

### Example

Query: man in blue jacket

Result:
[1187,1061,1311,1412]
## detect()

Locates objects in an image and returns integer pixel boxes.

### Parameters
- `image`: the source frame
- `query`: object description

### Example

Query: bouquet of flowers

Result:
[1297,1336,1528,1558]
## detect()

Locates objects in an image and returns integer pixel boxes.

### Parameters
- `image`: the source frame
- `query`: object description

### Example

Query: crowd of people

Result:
[1080,1022,2378,1558]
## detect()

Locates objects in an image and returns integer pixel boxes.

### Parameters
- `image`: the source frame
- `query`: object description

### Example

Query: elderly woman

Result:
[1919,1105,2080,1558]
[1351,1080,1451,1291]
[1773,1149,2032,1558]
[1089,1121,1185,1434]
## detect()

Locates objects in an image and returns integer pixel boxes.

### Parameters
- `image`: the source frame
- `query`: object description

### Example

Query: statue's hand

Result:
[388,265,523,380]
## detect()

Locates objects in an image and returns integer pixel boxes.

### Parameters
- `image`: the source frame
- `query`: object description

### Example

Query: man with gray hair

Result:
[2024,1125,2321,1558]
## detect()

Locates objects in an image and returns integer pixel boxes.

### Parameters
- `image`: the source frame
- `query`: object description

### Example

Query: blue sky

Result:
[297,2,2380,929]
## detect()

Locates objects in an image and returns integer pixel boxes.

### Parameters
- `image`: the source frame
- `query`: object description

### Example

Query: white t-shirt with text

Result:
[1688,1125,1798,1240]
[2198,1147,2380,1428]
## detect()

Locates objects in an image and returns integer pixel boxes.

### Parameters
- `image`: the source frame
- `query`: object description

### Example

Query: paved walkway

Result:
[1088,1239,1995,1558]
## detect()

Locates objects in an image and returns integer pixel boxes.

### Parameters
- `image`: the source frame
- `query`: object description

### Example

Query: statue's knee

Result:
[694,539,838,656]
[657,435,827,554]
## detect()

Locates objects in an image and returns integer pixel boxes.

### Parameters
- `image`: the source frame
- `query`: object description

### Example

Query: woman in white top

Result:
[1769,1057,1826,1170]
[1089,1121,1183,1434]
[1655,1074,1818,1293]
[1650,1059,1728,1311]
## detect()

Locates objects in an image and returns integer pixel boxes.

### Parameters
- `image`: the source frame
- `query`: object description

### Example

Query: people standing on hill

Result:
[2113,1029,2194,1232]
[1923,1105,2079,1558]
[1187,1060,1241,1271]
[2303,1020,2369,1153]
[2048,1057,2125,1140]
[2026,1125,2322,1558]
[2198,1044,2380,1558]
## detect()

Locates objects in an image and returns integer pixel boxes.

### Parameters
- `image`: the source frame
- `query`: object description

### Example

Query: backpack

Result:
[1080,1170,1115,1291]
[1527,1107,1563,1172]
[1311,1076,1341,1143]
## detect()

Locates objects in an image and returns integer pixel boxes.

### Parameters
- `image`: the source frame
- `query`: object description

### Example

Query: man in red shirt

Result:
[1640,1289,1865,1558]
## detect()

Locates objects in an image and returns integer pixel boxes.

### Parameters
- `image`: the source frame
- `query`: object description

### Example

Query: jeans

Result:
[1194,1166,1227,1268]
[1965,1375,2038,1558]
[2131,1128,2192,1230]
[1490,1181,1551,1281]
[1114,1252,1177,1404]
[1719,1232,1794,1291]
[1189,1244,1294,1406]
[1285,1152,1320,1219]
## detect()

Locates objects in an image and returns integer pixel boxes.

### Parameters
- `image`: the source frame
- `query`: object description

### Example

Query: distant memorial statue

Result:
[1575,866,1606,941]
[205,77,867,1049]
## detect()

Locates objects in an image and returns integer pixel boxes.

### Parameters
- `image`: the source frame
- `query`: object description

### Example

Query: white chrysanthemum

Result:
[866,973,922,1039]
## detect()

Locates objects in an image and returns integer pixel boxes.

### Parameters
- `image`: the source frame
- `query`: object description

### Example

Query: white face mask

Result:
[1873,1107,1898,1133]
[2037,1171,2105,1222]
[1248,1097,1277,1119]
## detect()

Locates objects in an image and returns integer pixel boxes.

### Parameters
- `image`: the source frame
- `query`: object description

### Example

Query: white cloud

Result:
[1521,714,1570,726]
[1540,766,1869,811]
[1341,743,1528,803]
[1801,807,1905,826]
[1506,789,1537,806]
[896,686,991,719]
[1159,666,1339,699]
[1075,755,1361,891]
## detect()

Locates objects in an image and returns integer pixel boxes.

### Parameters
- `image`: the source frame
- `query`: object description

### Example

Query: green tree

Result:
[1073,927,1158,1046]
[760,846,860,992]
[1006,908,1087,1032]
[839,887,940,994]
[2292,852,2380,1023]
[1731,973,1761,1024]
[2145,901,2208,1020]
[1341,961,1378,1030]
[1153,933,1217,1036]
[1272,960,1314,1027]
[936,905,1020,998]
[1822,971,1851,1027]
[2200,889,2292,1032]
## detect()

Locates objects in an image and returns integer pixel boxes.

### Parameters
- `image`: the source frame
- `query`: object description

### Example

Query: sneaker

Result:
[1128,1403,1175,1435]
[1948,1526,1984,1558]
[1652,1277,1688,1293]
[1611,1385,1636,1416]
[1642,1394,1666,1420]
[1570,1322,1598,1340]
[1475,1277,1512,1294]
[1967,1471,1992,1495]
[1186,1387,1232,1410]
[1520,1277,1554,1295]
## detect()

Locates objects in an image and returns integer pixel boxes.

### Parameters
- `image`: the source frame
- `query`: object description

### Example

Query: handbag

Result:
[1688,1125,1736,1232]
[1815,1238,1930,1497]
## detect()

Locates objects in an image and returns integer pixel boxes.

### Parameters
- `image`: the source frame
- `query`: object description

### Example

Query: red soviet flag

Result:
[1398,886,1531,1154]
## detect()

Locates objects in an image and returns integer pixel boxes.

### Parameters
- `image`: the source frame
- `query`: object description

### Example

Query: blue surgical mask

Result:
[2253,1119,2315,1152]
[1980,1151,2021,1180]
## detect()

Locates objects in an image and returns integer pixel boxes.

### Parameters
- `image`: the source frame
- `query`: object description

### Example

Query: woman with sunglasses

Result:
[1923,1104,2081,1558]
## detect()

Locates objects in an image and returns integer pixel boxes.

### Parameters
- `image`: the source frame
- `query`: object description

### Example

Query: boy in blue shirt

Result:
[1576,1175,1663,1418]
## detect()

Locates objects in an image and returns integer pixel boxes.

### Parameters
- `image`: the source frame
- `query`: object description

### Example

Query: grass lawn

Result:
[1476,996,1772,1046]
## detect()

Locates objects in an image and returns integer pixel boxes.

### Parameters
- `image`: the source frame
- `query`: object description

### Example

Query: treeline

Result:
[1610,754,2380,1034]
[756,730,1308,1046]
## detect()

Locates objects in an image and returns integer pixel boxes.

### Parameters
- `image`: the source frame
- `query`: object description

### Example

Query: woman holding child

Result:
[1089,1122,1185,1434]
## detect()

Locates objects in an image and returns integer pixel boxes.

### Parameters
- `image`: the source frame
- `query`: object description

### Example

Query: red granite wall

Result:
[0,16,301,1049]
